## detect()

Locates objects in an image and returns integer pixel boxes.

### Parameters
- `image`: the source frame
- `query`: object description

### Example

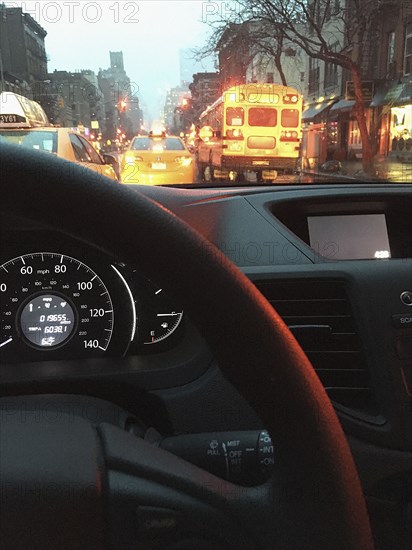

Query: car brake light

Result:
[174,156,192,166]
[124,154,143,164]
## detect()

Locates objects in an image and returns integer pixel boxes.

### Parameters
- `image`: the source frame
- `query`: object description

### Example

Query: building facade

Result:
[302,3,346,166]
[302,0,412,166]
[370,0,412,161]
[0,4,47,96]
[98,51,139,141]
[48,70,102,133]
[163,84,189,132]
[246,40,306,93]
[324,0,412,163]
[189,72,221,122]
[216,23,248,90]
[179,48,215,87]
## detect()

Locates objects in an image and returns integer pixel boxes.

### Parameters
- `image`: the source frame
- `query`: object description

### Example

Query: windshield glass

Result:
[0,131,57,153]
[0,1,411,184]
[131,137,185,151]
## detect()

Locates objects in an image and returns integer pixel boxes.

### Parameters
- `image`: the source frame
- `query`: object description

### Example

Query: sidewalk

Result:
[370,157,412,183]
[302,157,412,183]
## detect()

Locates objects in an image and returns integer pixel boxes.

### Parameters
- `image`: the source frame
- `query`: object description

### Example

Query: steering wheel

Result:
[0,143,374,549]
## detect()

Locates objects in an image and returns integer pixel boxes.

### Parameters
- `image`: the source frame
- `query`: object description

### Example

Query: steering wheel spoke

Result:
[101,423,264,549]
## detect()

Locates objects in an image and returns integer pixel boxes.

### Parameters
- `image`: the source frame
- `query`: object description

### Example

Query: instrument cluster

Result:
[0,233,184,365]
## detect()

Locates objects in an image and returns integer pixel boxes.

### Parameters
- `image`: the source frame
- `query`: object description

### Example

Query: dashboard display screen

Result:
[308,214,391,260]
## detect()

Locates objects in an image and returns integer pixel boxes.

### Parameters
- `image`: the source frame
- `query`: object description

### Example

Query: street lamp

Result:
[118,99,127,112]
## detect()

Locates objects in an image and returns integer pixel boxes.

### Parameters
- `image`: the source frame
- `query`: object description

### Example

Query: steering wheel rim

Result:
[0,143,374,549]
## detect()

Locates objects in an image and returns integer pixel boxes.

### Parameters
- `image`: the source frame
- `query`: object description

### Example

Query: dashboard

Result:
[2,183,412,426]
[1,182,412,547]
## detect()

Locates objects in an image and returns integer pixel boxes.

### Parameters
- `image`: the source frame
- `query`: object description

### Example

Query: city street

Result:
[195,158,412,185]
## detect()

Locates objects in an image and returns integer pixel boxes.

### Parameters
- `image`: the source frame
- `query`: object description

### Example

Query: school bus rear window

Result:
[281,109,299,127]
[248,108,277,127]
[226,107,244,126]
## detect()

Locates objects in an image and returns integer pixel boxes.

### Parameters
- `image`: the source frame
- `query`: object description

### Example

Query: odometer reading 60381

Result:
[0,253,114,361]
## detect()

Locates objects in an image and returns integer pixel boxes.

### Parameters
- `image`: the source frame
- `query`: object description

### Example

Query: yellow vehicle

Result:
[197,83,303,182]
[120,132,195,185]
[0,92,118,181]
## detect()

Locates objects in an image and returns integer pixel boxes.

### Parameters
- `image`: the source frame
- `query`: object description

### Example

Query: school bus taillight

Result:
[280,130,300,142]
[226,129,244,140]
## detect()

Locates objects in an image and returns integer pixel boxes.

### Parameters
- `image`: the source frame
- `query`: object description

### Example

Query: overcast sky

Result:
[8,1,225,123]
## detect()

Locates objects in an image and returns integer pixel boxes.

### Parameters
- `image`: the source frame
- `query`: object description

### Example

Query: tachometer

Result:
[0,253,114,362]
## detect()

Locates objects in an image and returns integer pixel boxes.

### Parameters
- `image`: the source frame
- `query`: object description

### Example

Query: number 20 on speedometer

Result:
[0,253,117,361]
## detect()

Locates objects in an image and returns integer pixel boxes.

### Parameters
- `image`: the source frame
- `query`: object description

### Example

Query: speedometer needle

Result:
[0,337,13,348]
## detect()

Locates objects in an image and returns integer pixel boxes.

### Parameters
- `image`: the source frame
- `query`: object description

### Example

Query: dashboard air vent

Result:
[255,280,372,413]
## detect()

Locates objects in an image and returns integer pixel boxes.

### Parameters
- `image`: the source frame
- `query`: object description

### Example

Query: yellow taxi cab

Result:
[0,92,118,181]
[119,131,195,185]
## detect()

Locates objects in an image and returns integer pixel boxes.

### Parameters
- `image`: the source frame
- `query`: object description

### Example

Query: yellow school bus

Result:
[197,83,303,182]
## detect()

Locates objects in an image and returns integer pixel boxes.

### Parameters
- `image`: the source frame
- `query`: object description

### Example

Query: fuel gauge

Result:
[143,288,183,345]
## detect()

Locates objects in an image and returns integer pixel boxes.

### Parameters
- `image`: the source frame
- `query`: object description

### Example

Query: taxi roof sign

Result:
[149,130,166,138]
[0,92,49,128]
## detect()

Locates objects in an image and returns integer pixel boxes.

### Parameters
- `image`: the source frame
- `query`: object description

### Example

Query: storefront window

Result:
[327,121,338,147]
[390,105,412,151]
[349,119,362,147]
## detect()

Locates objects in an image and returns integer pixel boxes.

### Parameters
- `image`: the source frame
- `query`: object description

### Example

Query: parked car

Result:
[0,92,118,181]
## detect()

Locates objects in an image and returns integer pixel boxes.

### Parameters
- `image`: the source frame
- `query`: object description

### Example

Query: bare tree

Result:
[233,21,290,86]
[195,17,289,86]
[199,0,396,176]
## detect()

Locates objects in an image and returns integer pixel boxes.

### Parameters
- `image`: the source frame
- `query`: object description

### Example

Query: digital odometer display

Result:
[0,253,114,361]
[20,294,76,348]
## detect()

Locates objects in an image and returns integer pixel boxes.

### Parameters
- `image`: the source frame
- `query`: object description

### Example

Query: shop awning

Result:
[371,83,403,107]
[329,98,372,120]
[370,83,393,107]
[397,81,412,105]
[330,99,355,113]
[370,81,412,107]
[302,99,337,122]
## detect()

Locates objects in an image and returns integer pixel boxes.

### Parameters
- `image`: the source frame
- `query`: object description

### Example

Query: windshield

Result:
[131,137,185,151]
[0,1,411,184]
[0,131,57,154]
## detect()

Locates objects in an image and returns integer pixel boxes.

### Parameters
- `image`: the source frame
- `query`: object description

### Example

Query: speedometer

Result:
[0,253,115,362]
